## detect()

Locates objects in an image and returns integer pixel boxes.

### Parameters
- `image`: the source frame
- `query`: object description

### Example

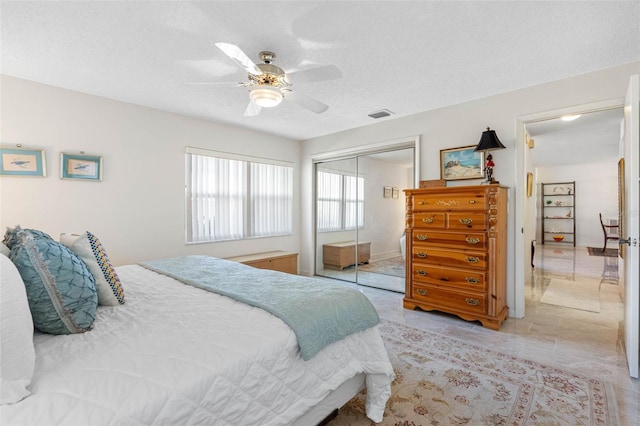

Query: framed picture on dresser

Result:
[440,145,484,181]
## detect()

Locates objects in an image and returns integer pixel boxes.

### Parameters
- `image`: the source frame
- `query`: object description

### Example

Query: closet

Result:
[314,147,415,293]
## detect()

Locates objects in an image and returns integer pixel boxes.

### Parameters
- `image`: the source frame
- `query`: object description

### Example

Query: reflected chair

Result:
[601,255,619,283]
[599,213,620,251]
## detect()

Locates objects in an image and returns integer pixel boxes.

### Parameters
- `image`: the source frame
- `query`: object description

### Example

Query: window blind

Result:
[186,149,293,243]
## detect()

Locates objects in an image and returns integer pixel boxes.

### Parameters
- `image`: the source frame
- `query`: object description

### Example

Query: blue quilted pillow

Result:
[10,230,98,334]
[3,225,52,250]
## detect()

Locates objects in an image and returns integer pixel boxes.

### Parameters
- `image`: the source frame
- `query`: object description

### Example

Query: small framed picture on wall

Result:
[60,152,103,181]
[383,186,391,198]
[0,147,46,177]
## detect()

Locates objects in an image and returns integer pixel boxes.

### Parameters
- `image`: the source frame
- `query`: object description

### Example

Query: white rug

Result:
[540,278,600,313]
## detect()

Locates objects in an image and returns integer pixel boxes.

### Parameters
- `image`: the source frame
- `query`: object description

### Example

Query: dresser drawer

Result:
[447,212,487,230]
[412,192,486,211]
[412,264,486,291]
[412,230,486,250]
[412,247,486,269]
[413,212,446,229]
[412,283,487,315]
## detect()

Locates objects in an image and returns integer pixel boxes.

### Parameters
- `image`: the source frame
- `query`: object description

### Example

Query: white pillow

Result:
[60,232,125,306]
[0,254,35,404]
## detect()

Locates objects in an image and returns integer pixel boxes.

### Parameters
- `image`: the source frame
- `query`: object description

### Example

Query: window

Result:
[186,148,293,243]
[316,170,364,232]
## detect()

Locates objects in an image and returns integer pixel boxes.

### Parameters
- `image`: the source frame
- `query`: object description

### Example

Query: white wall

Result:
[358,156,408,260]
[0,76,300,265]
[535,161,618,248]
[300,62,640,317]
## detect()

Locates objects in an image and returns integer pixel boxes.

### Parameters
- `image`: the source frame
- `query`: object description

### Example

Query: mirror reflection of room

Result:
[315,148,414,293]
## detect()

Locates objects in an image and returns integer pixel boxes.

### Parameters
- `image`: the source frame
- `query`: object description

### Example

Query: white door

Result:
[621,74,639,378]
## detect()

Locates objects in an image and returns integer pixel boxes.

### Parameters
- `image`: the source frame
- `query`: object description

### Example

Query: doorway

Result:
[514,99,624,317]
[314,146,415,293]
[517,107,624,353]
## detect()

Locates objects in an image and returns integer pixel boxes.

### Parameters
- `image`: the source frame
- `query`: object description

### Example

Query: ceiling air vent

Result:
[368,109,394,119]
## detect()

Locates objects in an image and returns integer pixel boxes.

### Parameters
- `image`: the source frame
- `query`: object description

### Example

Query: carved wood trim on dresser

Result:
[403,185,508,330]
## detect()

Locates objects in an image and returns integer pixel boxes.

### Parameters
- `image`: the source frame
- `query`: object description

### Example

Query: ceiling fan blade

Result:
[284,91,329,114]
[286,64,342,85]
[244,101,262,117]
[215,42,262,76]
[185,81,241,87]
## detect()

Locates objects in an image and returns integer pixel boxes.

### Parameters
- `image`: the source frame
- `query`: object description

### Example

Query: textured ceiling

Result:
[526,108,623,167]
[2,1,639,141]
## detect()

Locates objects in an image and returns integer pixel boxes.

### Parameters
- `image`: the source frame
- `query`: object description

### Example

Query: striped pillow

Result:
[60,232,125,306]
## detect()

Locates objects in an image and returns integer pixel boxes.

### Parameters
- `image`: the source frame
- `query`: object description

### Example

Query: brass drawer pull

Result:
[465,277,480,284]
[416,289,428,296]
[418,200,425,205]
[422,216,435,224]
[459,218,473,225]
[465,298,480,306]
[469,200,477,204]
[466,256,480,264]
[417,252,427,258]
[416,234,428,241]
[465,237,480,244]
[417,270,427,276]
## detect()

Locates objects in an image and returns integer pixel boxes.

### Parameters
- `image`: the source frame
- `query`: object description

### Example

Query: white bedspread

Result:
[1,265,393,425]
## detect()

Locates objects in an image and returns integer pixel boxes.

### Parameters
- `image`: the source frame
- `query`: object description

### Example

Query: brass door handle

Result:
[465,256,480,264]
[459,218,473,225]
[422,216,435,224]
[416,289,428,296]
[465,237,480,244]
[465,277,479,284]
[465,298,480,306]
[416,234,428,241]
[417,252,427,258]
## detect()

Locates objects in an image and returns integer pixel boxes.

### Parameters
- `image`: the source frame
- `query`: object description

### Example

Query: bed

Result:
[0,233,394,425]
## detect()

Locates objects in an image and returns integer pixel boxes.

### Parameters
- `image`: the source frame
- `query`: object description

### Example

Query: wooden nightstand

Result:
[226,251,298,274]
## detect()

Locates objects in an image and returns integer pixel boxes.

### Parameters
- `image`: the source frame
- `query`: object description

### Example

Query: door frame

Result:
[514,99,624,318]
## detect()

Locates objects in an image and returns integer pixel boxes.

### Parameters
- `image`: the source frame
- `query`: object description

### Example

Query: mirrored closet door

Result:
[314,147,414,293]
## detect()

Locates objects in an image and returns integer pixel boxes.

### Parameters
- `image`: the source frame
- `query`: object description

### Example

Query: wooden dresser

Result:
[226,251,298,274]
[403,185,508,330]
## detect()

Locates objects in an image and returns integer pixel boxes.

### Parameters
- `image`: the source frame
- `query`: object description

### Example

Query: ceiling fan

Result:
[214,42,342,116]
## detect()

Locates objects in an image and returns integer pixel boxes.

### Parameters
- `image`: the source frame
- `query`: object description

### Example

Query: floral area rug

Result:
[356,256,405,278]
[330,320,618,425]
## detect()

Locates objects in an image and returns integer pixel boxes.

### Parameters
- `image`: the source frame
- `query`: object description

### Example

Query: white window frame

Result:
[316,169,364,232]
[185,147,293,243]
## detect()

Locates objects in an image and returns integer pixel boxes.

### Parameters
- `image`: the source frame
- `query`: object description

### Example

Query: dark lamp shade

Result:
[474,127,506,152]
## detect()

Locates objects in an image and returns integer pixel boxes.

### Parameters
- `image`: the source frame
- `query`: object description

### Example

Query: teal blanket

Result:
[139,256,379,360]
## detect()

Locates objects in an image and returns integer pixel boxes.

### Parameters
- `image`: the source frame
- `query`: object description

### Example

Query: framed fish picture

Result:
[60,152,102,181]
[0,147,46,177]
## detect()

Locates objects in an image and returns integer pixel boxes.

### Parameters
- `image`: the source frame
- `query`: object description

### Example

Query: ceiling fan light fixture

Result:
[250,86,283,108]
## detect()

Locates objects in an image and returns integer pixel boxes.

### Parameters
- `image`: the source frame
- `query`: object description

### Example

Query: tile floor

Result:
[334,244,639,425]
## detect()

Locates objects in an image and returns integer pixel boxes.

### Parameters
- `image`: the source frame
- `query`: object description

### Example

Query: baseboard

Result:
[370,250,402,262]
